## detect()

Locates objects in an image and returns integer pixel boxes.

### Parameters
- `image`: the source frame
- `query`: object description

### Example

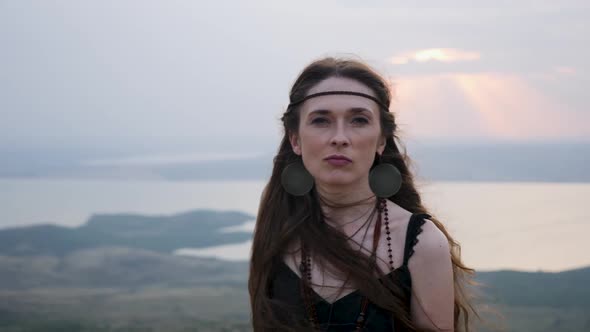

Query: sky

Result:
[1,1,588,164]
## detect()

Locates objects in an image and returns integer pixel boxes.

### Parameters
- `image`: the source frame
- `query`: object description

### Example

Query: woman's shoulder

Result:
[383,199,413,235]
[411,216,448,258]
[386,200,440,241]
[384,200,447,264]
[403,214,455,331]
[405,212,452,277]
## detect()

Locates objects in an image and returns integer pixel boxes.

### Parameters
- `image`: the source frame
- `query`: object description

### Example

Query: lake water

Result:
[1,178,589,273]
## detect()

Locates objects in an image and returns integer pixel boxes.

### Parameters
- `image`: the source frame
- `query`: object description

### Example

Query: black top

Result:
[270,213,431,331]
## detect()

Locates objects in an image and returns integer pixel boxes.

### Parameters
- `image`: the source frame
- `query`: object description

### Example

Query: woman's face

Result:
[289,77,386,189]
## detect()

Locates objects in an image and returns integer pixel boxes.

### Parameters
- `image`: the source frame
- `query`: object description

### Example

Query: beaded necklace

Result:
[300,198,393,331]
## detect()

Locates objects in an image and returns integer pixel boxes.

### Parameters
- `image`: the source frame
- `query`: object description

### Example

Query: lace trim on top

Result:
[403,213,431,266]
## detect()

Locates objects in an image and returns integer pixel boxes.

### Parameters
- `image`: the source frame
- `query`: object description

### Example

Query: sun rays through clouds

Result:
[386,48,587,142]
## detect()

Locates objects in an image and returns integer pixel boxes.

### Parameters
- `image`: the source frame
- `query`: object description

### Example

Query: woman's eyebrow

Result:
[308,107,373,117]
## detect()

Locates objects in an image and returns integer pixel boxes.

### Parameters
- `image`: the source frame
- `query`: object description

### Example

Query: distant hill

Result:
[475,266,590,308]
[0,209,254,256]
[0,207,589,331]
[0,247,248,290]
[0,249,589,331]
[408,142,590,183]
[1,142,588,182]
[1,245,588,309]
[1,207,589,309]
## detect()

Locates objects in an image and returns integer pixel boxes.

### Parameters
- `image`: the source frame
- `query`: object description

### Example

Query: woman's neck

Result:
[316,182,378,228]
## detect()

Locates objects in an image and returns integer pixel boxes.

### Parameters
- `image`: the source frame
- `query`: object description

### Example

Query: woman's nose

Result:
[330,120,350,147]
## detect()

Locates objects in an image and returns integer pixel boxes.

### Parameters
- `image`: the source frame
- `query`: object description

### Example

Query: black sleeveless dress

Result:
[269,213,431,331]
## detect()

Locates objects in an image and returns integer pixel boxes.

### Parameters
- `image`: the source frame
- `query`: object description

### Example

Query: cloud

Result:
[392,72,589,142]
[553,66,577,75]
[390,48,481,65]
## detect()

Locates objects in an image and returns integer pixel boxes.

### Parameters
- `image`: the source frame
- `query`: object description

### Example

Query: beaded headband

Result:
[288,90,390,111]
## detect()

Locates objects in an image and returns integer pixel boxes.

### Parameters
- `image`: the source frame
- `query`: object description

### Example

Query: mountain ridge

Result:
[0,209,254,256]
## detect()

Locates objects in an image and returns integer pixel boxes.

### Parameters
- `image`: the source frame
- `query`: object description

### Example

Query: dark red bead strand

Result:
[301,245,320,330]
[355,296,370,329]
[382,198,395,271]
[305,250,319,327]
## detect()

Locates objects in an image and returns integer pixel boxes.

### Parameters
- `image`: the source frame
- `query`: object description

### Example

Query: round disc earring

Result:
[281,158,314,196]
[369,154,402,198]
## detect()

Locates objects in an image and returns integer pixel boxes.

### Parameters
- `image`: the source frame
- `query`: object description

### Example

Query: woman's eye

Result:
[310,117,369,125]
[353,117,369,124]
[311,118,328,124]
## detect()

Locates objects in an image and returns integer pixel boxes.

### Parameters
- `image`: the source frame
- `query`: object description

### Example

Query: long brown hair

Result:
[249,57,481,331]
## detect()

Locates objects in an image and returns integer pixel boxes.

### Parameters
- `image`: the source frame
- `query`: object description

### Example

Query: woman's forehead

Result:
[301,94,378,117]
[300,77,379,116]
[307,77,375,96]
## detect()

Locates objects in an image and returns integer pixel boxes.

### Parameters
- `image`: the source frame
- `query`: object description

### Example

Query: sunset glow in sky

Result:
[391,48,481,65]
[394,71,584,142]
[1,1,588,153]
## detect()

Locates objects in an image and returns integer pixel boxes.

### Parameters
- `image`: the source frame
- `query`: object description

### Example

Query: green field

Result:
[1,210,588,331]
[1,285,589,332]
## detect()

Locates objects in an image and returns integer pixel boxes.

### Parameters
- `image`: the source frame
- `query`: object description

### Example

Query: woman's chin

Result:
[316,176,357,187]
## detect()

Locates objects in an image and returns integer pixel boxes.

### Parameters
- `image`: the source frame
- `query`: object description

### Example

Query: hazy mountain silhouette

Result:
[1,142,588,182]
[0,209,253,256]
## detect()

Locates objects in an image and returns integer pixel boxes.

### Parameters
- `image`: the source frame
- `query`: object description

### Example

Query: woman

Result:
[249,57,478,331]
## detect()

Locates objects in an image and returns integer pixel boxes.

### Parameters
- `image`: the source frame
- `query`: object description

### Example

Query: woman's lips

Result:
[325,158,352,166]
